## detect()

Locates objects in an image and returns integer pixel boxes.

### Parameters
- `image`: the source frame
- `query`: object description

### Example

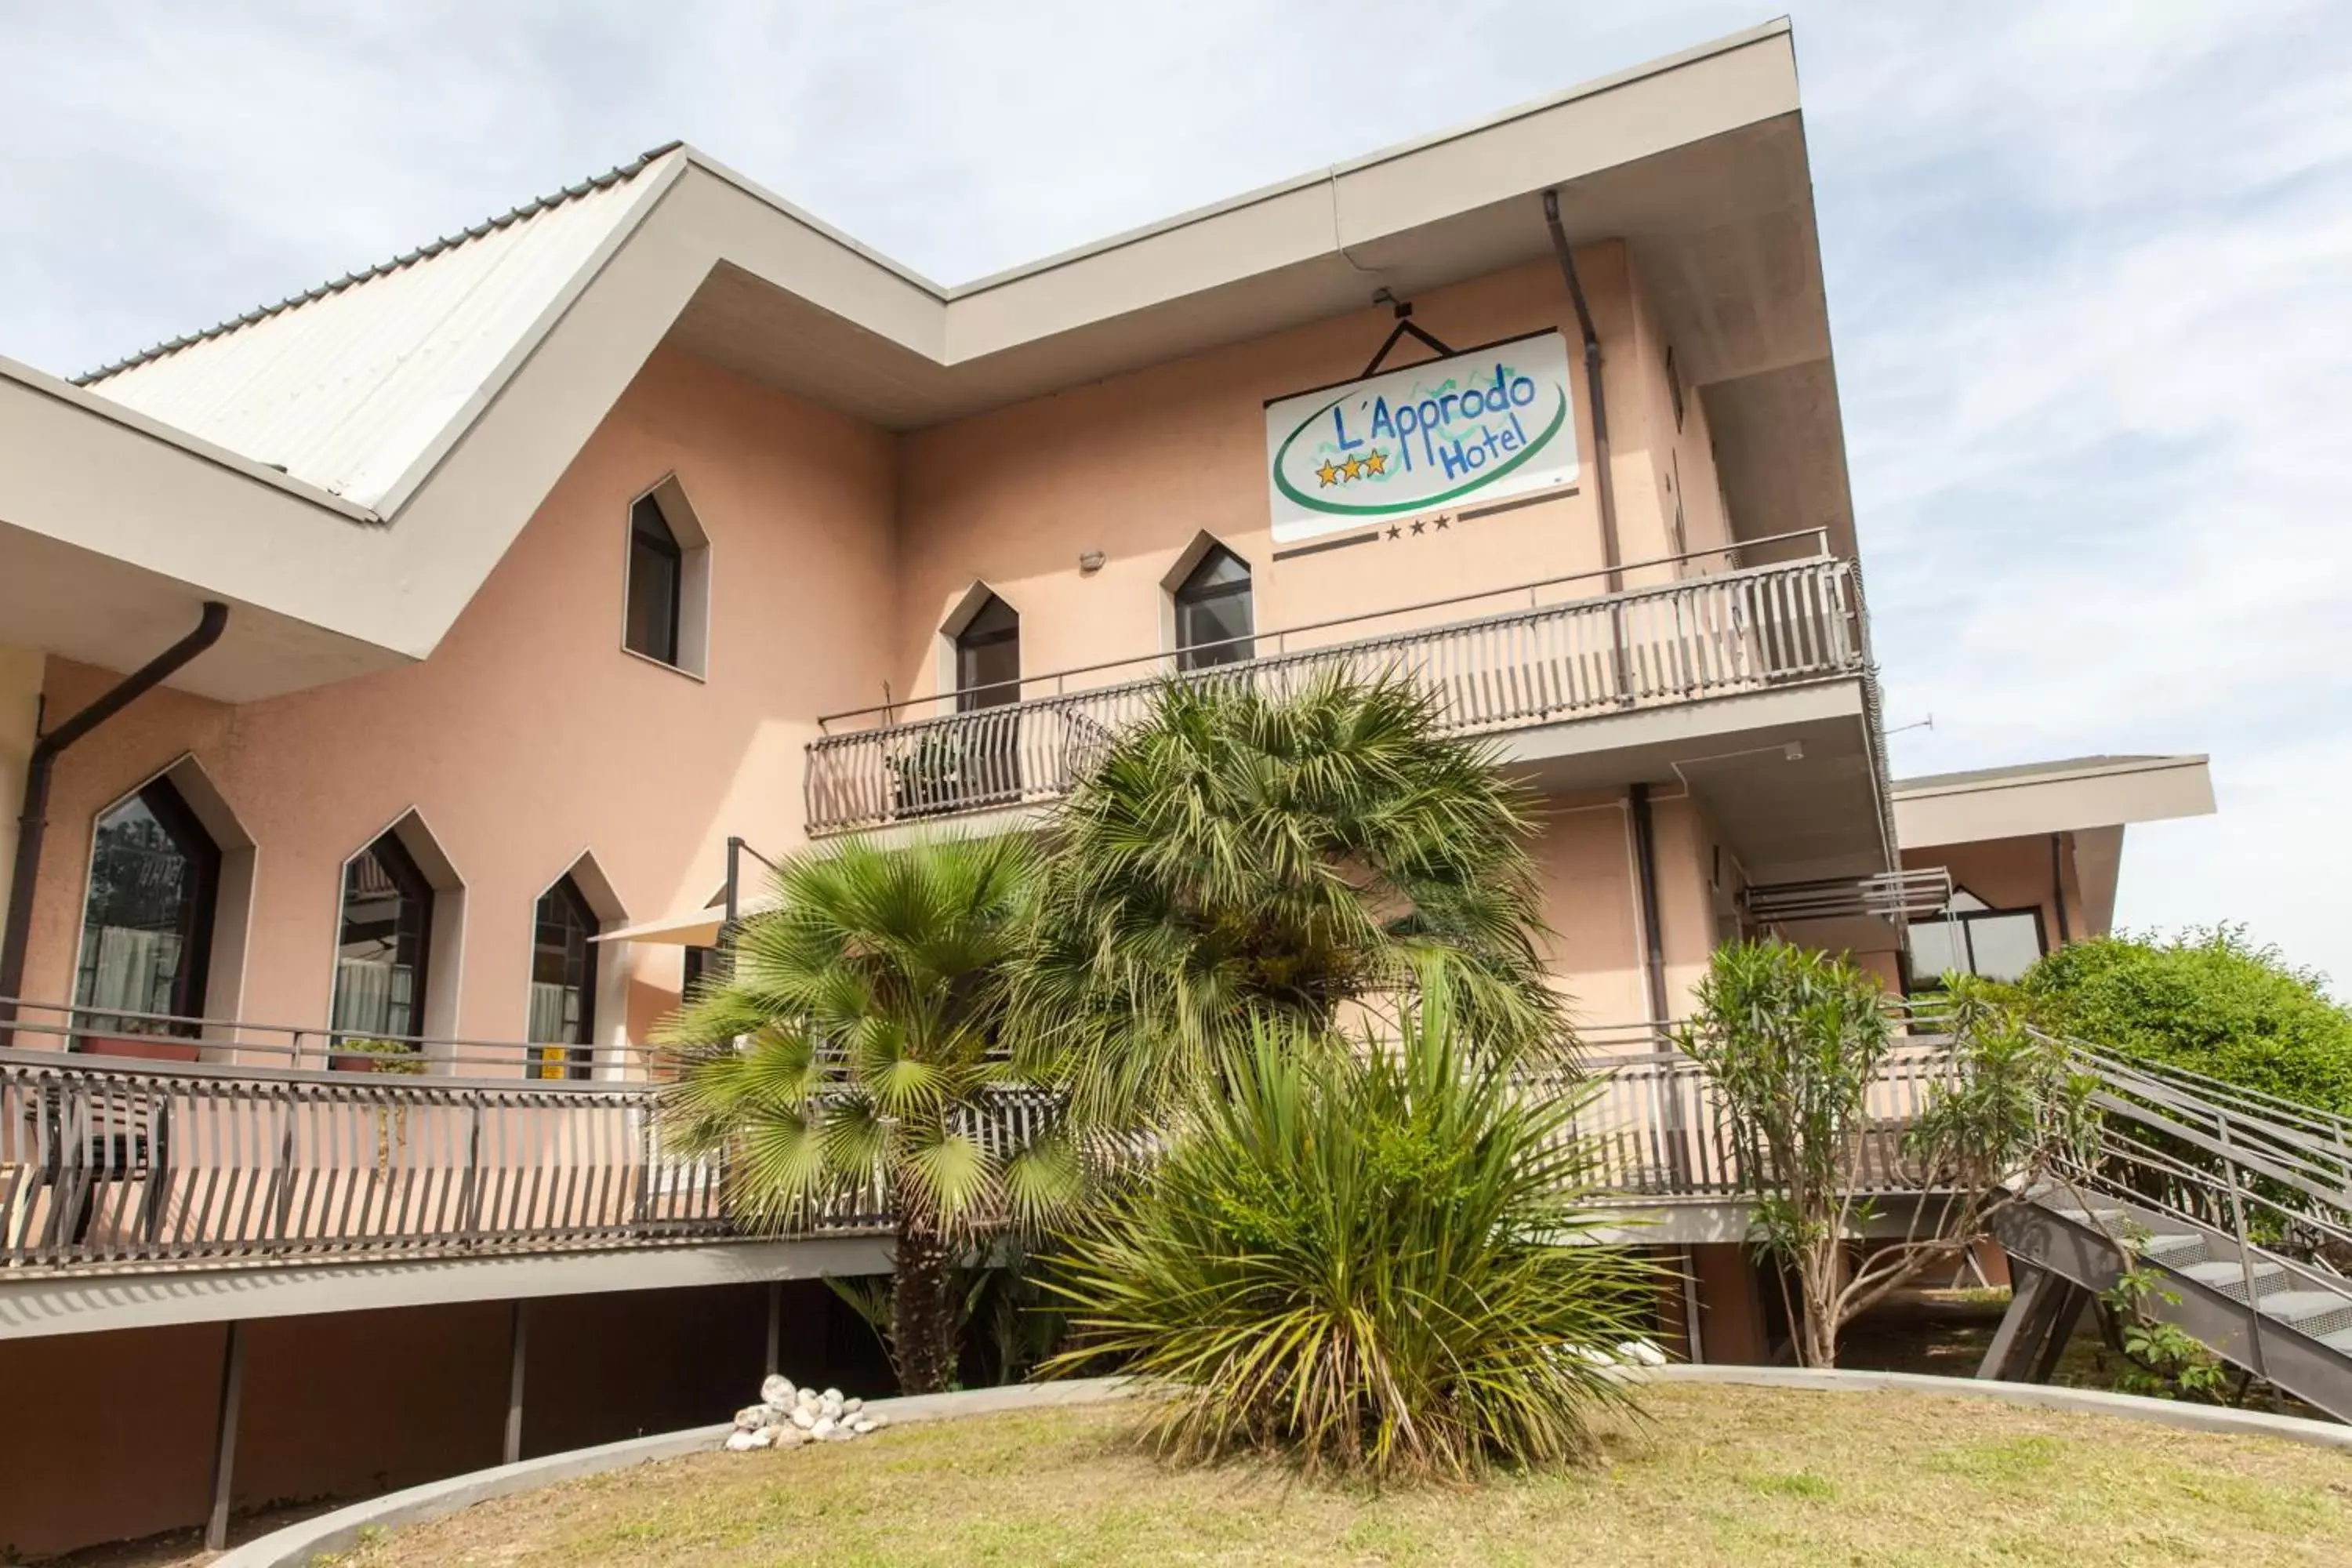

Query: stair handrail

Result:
[2067,1040,2352,1150]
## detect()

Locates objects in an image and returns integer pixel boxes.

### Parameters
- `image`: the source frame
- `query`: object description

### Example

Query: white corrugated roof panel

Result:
[80,147,680,510]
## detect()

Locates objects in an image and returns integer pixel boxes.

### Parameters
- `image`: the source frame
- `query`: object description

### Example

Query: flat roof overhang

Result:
[0,361,414,700]
[1893,754,2216,849]
[659,21,1853,558]
[1504,677,1889,884]
[2,21,1850,696]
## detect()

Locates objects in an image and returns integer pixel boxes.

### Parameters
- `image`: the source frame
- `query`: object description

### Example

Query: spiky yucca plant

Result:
[1042,985,1655,1481]
[655,834,1079,1394]
[1011,669,1569,1123]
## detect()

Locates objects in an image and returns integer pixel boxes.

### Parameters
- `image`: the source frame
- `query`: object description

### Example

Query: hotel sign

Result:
[1264,331,1578,543]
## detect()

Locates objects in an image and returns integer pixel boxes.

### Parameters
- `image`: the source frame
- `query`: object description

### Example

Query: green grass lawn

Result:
[333,1382,2352,1567]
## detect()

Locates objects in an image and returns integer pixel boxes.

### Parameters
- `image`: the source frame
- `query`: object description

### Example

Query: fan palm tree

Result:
[654,833,1078,1394]
[1010,668,1570,1122]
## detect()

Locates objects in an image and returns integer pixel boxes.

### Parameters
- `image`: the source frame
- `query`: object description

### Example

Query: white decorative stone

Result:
[851,1417,876,1435]
[822,1388,844,1406]
[1616,1339,1668,1368]
[862,1412,887,1429]
[761,1374,796,1406]
[735,1405,771,1431]
[789,1406,818,1431]
[810,1417,837,1440]
[757,1425,795,1448]
[842,1397,863,1416]
[724,1429,761,1452]
[797,1388,821,1411]
[771,1425,808,1449]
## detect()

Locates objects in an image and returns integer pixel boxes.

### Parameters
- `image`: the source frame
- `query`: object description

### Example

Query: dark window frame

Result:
[1903,891,2049,993]
[1173,545,1255,672]
[332,829,435,1043]
[625,493,685,668]
[74,776,220,1036]
[529,875,601,1081]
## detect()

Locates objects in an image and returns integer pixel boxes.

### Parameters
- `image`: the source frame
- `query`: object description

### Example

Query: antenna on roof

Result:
[1885,713,1935,737]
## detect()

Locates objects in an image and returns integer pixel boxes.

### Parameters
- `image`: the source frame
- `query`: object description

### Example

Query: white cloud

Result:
[2,2,2345,979]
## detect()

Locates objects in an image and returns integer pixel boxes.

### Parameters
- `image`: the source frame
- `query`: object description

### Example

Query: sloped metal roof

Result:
[77,144,682,509]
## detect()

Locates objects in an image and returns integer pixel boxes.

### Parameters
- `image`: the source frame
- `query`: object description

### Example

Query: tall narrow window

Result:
[625,494,684,666]
[74,779,220,1034]
[1174,546,1254,671]
[954,593,1021,711]
[332,831,434,1041]
[1905,890,2048,990]
[528,876,600,1080]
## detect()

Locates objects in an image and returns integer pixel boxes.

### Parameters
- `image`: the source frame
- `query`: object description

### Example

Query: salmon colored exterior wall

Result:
[890,248,1722,710]
[18,349,898,1051]
[15,249,1722,1048]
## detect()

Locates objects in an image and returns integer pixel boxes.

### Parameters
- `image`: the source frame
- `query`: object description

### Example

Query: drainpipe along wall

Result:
[1542,188,1622,592]
[0,602,229,1033]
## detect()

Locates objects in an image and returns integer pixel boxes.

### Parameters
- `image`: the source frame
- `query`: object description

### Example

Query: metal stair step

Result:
[2321,1325,2352,1356]
[2136,1232,2207,1261]
[2049,1207,2131,1229]
[2256,1290,2352,1327]
[2179,1259,2288,1297]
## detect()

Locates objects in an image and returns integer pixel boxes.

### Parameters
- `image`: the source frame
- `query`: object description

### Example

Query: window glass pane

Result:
[75,782,217,1033]
[1905,919,1962,990]
[333,834,431,1040]
[1964,911,2045,983]
[529,877,598,1079]
[1175,549,1254,670]
[626,500,681,666]
[956,596,1020,710]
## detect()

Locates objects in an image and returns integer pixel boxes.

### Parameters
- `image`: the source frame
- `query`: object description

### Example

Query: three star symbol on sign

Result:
[1313,448,1392,486]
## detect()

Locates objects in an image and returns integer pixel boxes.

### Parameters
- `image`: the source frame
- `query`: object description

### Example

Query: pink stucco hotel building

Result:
[0,24,2212,1557]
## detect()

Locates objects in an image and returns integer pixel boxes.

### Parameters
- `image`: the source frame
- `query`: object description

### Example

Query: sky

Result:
[2,2,2347,985]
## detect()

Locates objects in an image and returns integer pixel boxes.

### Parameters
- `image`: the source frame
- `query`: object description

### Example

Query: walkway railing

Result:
[806,547,1862,834]
[0,1048,745,1271]
[0,995,662,1078]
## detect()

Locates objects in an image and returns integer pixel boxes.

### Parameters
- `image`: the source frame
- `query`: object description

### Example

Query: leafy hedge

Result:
[2016,926,2352,1115]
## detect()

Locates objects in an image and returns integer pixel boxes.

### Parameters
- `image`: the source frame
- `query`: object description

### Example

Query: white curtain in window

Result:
[528,981,581,1044]
[83,926,182,1016]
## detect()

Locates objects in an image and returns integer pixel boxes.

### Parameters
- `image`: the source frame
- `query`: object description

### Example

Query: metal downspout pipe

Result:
[0,601,229,1036]
[1543,187,1622,593]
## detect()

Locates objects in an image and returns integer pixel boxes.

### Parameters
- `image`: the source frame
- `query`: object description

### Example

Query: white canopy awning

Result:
[590,904,769,946]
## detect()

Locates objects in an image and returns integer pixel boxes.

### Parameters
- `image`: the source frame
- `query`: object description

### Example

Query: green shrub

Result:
[1042,988,1654,1481]
[2017,927,2352,1114]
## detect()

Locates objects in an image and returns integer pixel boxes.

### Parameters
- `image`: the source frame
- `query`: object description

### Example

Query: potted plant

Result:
[327,1037,428,1075]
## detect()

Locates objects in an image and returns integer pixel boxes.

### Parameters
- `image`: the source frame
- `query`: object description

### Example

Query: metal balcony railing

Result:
[806,540,1864,835]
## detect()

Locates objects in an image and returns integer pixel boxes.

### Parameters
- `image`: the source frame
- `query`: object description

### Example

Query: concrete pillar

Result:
[0,644,42,955]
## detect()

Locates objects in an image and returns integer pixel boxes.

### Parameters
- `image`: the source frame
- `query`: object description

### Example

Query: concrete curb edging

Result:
[216,1366,2347,1565]
[211,1376,1135,1568]
[1639,1364,2352,1450]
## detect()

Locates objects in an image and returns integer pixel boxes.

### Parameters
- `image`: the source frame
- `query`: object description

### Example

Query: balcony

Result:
[806,542,1867,837]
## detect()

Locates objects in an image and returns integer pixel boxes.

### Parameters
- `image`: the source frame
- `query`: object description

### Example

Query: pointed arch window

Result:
[332,831,434,1041]
[1174,546,1254,671]
[528,876,600,1080]
[74,779,220,1032]
[954,593,1021,711]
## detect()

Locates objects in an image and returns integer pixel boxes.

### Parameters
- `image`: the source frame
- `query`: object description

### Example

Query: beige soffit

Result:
[1892,754,2216,851]
[10,20,1816,697]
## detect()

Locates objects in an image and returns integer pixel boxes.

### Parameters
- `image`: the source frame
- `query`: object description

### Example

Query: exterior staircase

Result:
[1984,1046,2352,1422]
